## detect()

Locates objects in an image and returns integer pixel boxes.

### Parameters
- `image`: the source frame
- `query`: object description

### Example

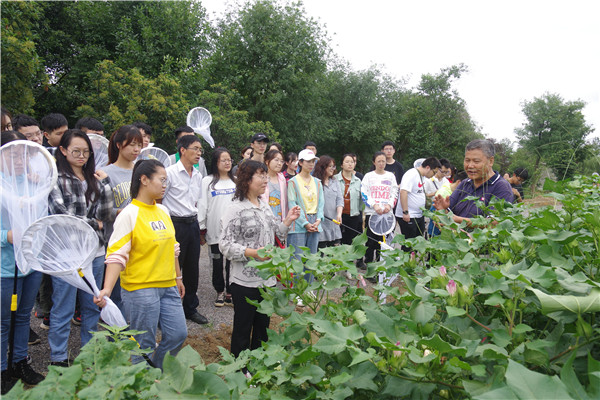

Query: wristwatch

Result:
[402,210,409,215]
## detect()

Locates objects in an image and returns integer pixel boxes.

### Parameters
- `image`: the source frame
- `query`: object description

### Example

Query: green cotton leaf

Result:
[174,345,205,370]
[479,274,510,294]
[446,305,467,317]
[504,359,573,399]
[291,347,320,364]
[181,370,231,398]
[484,292,505,306]
[329,372,353,386]
[360,308,397,340]
[418,334,467,356]
[546,230,579,244]
[291,364,326,385]
[513,324,533,334]
[555,269,593,294]
[348,346,375,367]
[560,351,589,400]
[305,315,363,342]
[473,385,519,400]
[528,210,562,230]
[530,288,600,314]
[448,356,471,370]
[477,344,509,360]
[161,354,194,393]
[491,328,512,348]
[588,354,600,397]
[523,226,549,242]
[407,346,437,363]
[313,335,347,354]
[346,362,379,392]
[409,300,437,325]
[537,244,569,266]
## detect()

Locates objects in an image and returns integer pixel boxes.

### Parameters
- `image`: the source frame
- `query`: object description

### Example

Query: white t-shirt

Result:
[396,168,426,218]
[360,171,398,216]
[423,176,449,197]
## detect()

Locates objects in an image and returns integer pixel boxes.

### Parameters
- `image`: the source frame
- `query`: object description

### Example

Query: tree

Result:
[75,60,191,151]
[205,0,330,144]
[516,92,594,180]
[0,1,47,113]
[32,1,211,120]
[390,65,481,167]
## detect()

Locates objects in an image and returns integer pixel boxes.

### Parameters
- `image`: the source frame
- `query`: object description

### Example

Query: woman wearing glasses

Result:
[260,149,288,223]
[95,159,186,369]
[198,148,237,307]
[313,156,343,248]
[47,129,114,367]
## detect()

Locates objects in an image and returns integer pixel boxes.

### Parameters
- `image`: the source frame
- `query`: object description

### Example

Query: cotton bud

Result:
[439,266,447,277]
[446,280,457,296]
[393,341,403,358]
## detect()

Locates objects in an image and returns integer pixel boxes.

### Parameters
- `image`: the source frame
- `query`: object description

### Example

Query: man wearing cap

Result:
[250,133,269,164]
[435,139,514,225]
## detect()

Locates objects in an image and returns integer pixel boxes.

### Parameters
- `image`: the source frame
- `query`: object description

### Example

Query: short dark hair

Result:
[438,158,451,169]
[372,151,385,162]
[12,114,39,130]
[131,159,165,198]
[75,117,104,132]
[41,113,68,132]
[303,141,316,149]
[264,149,283,169]
[514,167,529,181]
[176,134,201,156]
[174,125,194,140]
[421,157,441,170]
[1,130,26,145]
[233,160,267,201]
[381,140,395,150]
[133,122,153,135]
[269,142,283,152]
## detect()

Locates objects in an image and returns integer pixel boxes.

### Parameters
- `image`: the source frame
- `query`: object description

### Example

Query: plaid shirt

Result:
[48,172,115,247]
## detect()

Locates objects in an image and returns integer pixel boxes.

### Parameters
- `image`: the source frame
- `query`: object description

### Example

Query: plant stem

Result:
[466,312,492,332]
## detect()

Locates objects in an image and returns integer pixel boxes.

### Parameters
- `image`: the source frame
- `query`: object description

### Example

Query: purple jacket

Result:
[449,172,514,218]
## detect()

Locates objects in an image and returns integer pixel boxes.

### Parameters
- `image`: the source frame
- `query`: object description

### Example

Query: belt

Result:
[171,215,197,224]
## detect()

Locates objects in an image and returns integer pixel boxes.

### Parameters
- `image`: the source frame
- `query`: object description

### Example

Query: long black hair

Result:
[209,147,235,190]
[233,160,267,201]
[130,159,164,198]
[108,125,143,164]
[55,129,100,204]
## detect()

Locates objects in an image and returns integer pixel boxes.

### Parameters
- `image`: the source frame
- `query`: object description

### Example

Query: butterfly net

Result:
[21,215,126,327]
[138,147,171,168]
[88,134,109,170]
[186,107,215,148]
[368,211,396,236]
[0,141,57,273]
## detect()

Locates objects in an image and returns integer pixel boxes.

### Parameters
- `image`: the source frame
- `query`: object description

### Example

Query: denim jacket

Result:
[334,171,363,217]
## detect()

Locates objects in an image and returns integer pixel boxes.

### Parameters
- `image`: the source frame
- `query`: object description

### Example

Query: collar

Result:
[466,171,501,188]
[176,160,197,176]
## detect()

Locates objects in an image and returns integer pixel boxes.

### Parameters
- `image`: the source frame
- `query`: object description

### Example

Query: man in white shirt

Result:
[396,157,441,244]
[162,135,207,325]
[168,126,208,177]
[423,158,451,199]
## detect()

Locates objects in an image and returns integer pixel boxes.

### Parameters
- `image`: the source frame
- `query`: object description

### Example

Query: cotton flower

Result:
[446,280,457,296]
[439,266,447,277]
[393,341,403,357]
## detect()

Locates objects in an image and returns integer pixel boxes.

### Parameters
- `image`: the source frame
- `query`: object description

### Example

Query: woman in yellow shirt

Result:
[94,159,186,369]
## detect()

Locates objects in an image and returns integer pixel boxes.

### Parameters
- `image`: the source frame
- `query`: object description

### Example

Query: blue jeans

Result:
[1,271,42,370]
[49,255,104,362]
[288,214,320,283]
[121,286,187,370]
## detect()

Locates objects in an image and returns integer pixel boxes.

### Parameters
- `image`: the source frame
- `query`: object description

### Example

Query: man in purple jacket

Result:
[434,139,514,226]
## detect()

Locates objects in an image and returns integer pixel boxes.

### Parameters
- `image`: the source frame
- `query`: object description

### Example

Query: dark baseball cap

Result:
[251,133,269,143]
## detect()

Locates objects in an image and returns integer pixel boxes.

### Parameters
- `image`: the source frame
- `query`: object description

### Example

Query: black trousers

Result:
[229,283,270,357]
[172,219,201,318]
[364,214,384,263]
[398,216,425,251]
[340,213,363,246]
[210,244,230,294]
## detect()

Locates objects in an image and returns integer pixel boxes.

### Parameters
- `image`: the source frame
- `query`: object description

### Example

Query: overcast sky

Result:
[201,0,599,143]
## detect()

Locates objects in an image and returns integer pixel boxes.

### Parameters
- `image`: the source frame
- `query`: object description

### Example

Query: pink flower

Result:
[446,280,457,296]
[439,266,447,277]
[393,341,403,357]
[410,252,416,261]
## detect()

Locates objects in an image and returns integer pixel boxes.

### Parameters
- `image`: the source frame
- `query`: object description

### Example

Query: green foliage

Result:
[7,175,600,398]
[74,60,190,151]
[516,92,594,180]
[0,1,48,113]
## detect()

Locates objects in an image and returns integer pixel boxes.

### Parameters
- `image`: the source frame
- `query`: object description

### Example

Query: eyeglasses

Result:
[24,130,43,140]
[328,165,336,169]
[69,149,91,158]
[220,159,233,164]
[159,177,168,187]
[186,146,203,154]
[254,174,268,181]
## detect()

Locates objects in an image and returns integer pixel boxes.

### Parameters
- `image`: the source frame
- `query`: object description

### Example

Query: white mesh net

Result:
[186,107,215,148]
[368,211,396,236]
[0,141,57,273]
[88,134,109,170]
[21,215,126,327]
[137,147,171,168]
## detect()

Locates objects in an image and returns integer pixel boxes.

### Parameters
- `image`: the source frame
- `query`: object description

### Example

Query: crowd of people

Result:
[0,105,525,393]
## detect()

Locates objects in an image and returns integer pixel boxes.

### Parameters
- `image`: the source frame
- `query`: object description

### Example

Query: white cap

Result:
[298,149,318,161]
[413,158,426,168]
